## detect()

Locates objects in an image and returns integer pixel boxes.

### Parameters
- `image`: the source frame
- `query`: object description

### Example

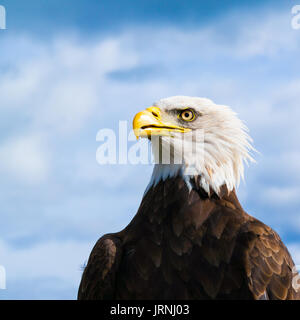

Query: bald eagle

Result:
[78,96,300,300]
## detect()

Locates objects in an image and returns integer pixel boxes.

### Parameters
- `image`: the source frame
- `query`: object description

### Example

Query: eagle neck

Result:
[143,172,244,217]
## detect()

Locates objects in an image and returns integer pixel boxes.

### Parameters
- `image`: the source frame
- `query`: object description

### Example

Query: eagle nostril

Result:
[146,106,161,119]
[152,111,159,118]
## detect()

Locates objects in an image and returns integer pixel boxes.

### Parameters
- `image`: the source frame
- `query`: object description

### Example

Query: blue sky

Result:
[0,0,300,299]
[0,0,279,33]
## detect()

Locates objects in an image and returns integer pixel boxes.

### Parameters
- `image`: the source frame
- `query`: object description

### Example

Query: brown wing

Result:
[242,220,300,300]
[77,234,123,300]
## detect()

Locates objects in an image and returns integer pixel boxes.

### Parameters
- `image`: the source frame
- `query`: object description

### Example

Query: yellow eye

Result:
[179,109,195,121]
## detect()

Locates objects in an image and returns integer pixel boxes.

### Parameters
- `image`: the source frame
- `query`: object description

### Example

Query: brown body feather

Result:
[78,176,299,300]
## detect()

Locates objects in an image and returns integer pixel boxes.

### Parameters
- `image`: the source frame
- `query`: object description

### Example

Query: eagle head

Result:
[133,96,255,195]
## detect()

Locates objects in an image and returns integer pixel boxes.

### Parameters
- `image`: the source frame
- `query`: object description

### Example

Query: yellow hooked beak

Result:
[133,106,191,139]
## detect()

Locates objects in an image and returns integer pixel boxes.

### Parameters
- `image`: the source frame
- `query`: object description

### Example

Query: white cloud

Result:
[0,239,93,298]
[0,35,138,134]
[0,134,49,184]
[230,11,299,57]
[38,80,98,132]
[263,187,300,206]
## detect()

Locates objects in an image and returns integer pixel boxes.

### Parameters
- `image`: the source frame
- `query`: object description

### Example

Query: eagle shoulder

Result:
[240,218,299,300]
[77,234,123,300]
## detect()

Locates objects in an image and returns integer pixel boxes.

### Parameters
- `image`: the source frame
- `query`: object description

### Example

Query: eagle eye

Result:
[179,109,196,122]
